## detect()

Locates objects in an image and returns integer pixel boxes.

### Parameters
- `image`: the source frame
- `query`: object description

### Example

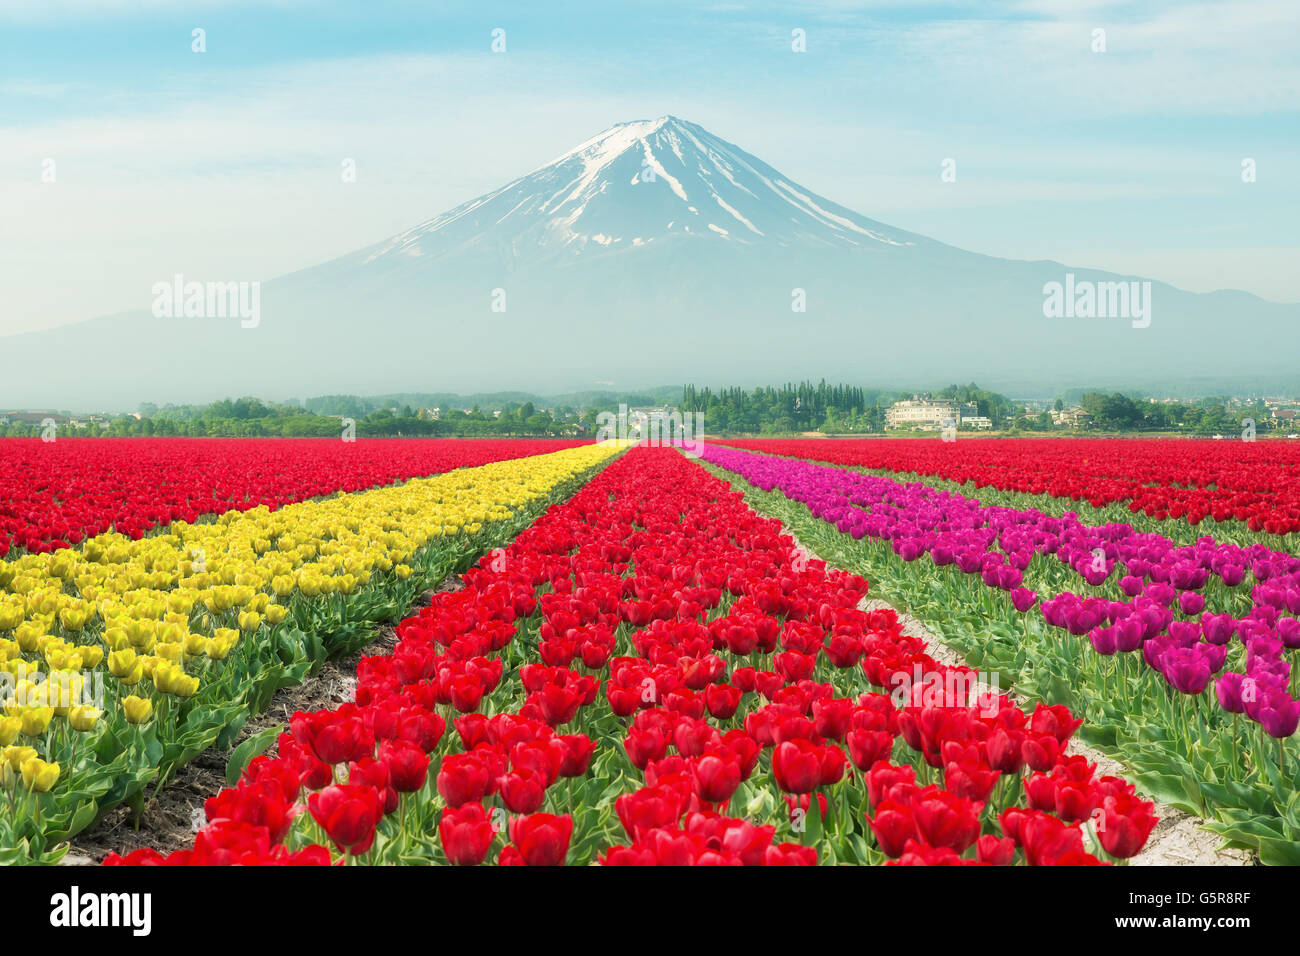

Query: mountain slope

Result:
[354,116,926,267]
[3,116,1295,408]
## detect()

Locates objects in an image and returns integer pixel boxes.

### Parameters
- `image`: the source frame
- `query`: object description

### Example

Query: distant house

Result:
[1272,408,1298,422]
[885,399,962,431]
[1052,407,1092,428]
[629,405,680,420]
[961,416,994,430]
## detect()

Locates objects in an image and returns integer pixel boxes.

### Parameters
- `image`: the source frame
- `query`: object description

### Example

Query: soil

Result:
[61,575,465,866]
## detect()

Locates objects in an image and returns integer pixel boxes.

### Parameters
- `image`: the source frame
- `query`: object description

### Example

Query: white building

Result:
[885,399,979,431]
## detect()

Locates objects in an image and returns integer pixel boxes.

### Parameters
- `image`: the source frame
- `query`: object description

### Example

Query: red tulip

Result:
[846,729,894,771]
[1096,792,1159,859]
[977,834,1016,865]
[439,803,497,866]
[771,740,822,794]
[1018,811,1085,866]
[203,780,294,844]
[554,734,596,777]
[377,739,430,793]
[616,785,685,839]
[867,798,916,858]
[307,784,384,856]
[499,768,548,814]
[703,683,742,720]
[507,813,573,866]
[623,727,669,770]
[909,787,982,853]
[865,761,917,809]
[692,750,742,804]
[437,753,492,808]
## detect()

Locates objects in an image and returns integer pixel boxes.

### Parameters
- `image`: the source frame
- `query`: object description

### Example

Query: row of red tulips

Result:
[719,438,1300,534]
[105,447,1157,865]
[0,437,586,556]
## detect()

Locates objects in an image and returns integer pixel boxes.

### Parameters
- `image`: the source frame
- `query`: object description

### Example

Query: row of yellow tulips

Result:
[0,443,620,801]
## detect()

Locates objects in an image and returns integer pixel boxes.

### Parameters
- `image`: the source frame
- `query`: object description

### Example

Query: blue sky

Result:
[2,0,1297,333]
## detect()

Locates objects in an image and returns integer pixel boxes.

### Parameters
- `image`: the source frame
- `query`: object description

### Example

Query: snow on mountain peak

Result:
[362,116,918,266]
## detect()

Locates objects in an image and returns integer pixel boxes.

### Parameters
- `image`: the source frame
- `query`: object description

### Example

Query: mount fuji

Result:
[3,115,1295,408]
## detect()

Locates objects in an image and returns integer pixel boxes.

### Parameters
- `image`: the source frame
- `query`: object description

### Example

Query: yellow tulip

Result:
[122,695,153,724]
[46,673,84,715]
[4,745,37,770]
[0,604,24,630]
[19,707,54,736]
[26,591,60,616]
[152,642,181,665]
[58,607,89,632]
[157,620,187,645]
[21,756,60,792]
[14,622,46,653]
[264,604,287,626]
[4,658,35,680]
[81,644,105,668]
[237,610,262,632]
[0,716,21,746]
[68,705,102,731]
[119,659,144,686]
[125,619,156,648]
[107,648,139,678]
[152,661,179,694]
[7,679,38,707]
[169,673,199,698]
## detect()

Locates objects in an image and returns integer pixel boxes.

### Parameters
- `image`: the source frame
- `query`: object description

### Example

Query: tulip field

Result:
[0,436,1295,866]
[719,438,1300,535]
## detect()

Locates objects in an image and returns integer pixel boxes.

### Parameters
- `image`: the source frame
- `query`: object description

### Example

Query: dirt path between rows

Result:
[61,575,465,866]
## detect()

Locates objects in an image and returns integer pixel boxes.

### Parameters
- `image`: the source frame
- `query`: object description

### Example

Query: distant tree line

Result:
[682,381,1018,434]
[1068,393,1274,434]
[1,398,592,438]
[2,384,1284,438]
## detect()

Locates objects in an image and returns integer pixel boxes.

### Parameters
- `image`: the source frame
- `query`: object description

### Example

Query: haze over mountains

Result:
[4,115,1295,409]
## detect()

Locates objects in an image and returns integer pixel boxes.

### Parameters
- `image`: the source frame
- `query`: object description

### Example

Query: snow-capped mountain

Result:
[2,116,1296,408]
[360,116,922,264]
